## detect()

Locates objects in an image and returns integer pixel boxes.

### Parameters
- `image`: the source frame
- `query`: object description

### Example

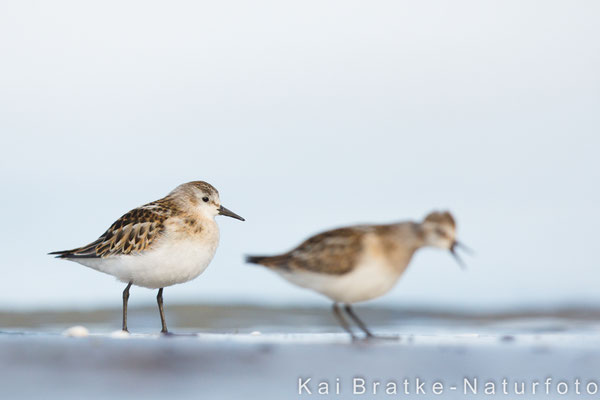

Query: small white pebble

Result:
[62,326,89,338]
[250,331,262,336]
[109,330,130,339]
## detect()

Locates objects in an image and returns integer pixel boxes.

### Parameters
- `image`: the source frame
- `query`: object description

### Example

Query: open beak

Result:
[450,240,472,269]
[218,205,245,221]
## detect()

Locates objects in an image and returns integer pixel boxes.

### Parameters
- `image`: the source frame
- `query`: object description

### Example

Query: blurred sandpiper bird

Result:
[50,181,244,334]
[246,211,468,339]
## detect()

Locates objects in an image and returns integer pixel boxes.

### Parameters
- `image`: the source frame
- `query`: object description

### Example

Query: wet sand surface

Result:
[2,304,600,399]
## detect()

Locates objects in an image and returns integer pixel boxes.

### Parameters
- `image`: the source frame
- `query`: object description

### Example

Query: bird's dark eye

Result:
[202,197,209,203]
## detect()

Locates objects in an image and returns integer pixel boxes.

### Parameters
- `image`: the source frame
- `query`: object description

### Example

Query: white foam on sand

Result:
[61,326,89,338]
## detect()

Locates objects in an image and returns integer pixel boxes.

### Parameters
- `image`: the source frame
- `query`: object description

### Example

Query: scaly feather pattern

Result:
[248,227,367,275]
[50,198,179,259]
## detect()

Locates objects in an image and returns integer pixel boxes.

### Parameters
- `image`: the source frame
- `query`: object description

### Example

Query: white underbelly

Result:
[73,238,219,289]
[279,259,403,304]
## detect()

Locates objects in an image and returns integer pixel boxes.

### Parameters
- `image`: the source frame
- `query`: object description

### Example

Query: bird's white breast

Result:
[279,258,402,304]
[74,220,220,289]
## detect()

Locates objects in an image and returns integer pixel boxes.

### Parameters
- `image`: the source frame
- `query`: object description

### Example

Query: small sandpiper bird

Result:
[50,181,244,334]
[247,211,468,339]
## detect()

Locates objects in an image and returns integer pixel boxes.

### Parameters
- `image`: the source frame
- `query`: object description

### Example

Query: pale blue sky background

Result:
[0,1,598,310]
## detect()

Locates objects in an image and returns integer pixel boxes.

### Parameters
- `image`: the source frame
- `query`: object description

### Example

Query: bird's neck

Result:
[386,222,426,250]
[372,222,425,270]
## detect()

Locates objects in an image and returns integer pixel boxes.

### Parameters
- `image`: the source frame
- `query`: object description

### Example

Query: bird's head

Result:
[172,181,245,221]
[421,211,469,268]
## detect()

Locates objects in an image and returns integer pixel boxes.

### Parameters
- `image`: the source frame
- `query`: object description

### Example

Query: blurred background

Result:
[0,0,598,312]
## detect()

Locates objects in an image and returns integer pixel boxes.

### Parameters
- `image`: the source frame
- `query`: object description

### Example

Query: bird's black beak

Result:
[450,240,472,269]
[218,205,245,221]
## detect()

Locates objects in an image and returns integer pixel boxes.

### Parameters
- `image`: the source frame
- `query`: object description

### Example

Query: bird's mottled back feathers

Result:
[247,227,367,275]
[50,198,179,259]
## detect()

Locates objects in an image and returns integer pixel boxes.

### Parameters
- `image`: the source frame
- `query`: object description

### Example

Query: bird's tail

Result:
[48,249,72,258]
[245,254,289,268]
[48,239,103,259]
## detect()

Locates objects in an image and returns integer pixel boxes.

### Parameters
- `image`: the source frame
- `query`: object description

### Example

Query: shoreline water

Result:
[2,331,600,399]
[2,304,600,399]
[0,304,600,400]
[2,303,600,332]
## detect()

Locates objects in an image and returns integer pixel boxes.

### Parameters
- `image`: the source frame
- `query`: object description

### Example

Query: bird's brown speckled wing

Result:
[248,227,367,275]
[50,199,178,259]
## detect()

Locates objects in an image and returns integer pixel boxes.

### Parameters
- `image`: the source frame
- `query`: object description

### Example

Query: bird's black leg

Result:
[344,304,375,338]
[122,282,132,332]
[332,303,357,340]
[157,288,168,334]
